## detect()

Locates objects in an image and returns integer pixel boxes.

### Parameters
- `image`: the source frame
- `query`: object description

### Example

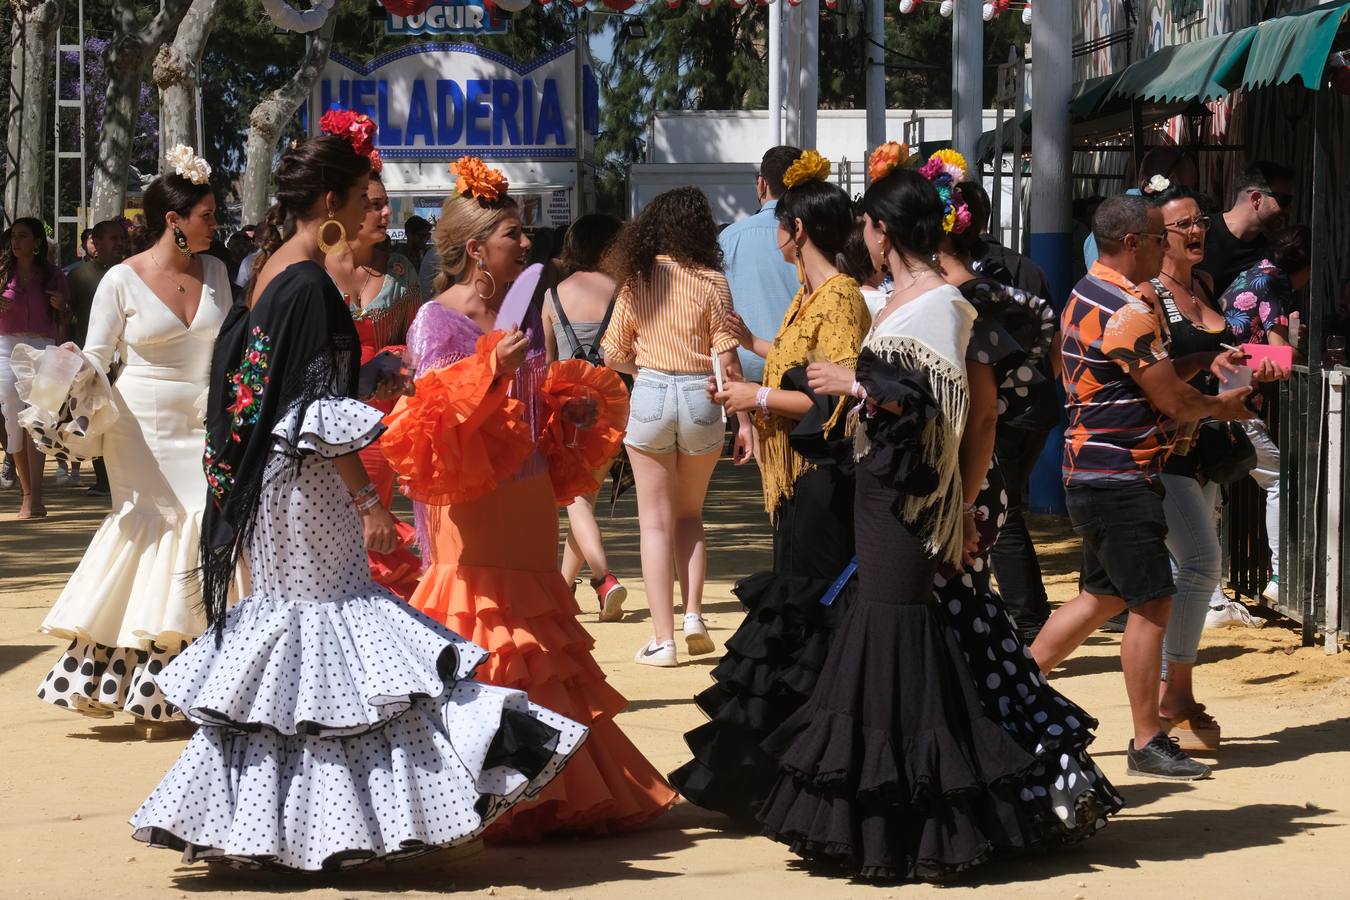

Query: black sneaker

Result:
[1127,732,1212,781]
[1099,612,1128,633]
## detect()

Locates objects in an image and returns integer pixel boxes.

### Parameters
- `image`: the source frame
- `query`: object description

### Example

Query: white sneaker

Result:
[634,638,677,667]
[1261,577,1280,604]
[1205,600,1265,630]
[683,613,715,656]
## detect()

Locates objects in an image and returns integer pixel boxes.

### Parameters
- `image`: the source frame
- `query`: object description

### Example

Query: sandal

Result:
[1161,702,1221,753]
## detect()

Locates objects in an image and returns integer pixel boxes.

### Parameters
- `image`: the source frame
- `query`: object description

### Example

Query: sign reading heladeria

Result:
[313,42,597,161]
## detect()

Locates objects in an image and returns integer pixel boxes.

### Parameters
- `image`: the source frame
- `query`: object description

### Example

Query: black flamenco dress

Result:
[670,369,857,823]
[758,288,1120,881]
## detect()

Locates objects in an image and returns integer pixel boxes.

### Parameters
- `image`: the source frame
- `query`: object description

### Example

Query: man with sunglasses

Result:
[1032,195,1255,781]
[1199,161,1296,296]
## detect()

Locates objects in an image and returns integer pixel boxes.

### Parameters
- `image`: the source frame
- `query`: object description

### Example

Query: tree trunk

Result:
[3,0,64,224]
[155,0,222,166]
[88,0,190,223]
[240,12,337,226]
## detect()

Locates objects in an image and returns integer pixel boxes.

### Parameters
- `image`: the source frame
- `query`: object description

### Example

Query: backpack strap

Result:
[551,286,587,359]
[590,289,619,351]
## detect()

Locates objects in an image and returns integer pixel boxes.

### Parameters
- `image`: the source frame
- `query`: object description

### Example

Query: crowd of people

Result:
[0,118,1332,881]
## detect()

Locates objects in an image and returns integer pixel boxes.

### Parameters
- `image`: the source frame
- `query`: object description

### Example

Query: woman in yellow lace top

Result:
[669,154,870,821]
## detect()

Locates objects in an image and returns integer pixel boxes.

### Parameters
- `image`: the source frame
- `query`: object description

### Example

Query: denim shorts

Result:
[1065,480,1176,607]
[624,368,724,456]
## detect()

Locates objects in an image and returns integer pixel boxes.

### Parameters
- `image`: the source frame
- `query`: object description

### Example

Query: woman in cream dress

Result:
[34,160,243,731]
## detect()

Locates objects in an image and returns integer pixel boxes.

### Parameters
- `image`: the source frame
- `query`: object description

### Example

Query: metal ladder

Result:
[52,0,87,252]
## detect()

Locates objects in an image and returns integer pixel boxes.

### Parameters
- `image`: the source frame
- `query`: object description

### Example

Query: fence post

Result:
[1326,369,1345,654]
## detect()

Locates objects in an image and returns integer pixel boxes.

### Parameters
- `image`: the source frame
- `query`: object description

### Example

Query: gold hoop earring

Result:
[317,218,347,255]
[475,258,497,301]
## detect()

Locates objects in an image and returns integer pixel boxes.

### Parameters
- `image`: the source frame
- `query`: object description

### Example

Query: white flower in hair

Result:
[1146,174,1171,194]
[166,144,212,186]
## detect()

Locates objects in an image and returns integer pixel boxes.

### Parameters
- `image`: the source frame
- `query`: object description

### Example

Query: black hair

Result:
[774,179,854,260]
[1232,160,1296,199]
[953,179,992,258]
[860,167,945,260]
[835,217,875,284]
[79,227,94,245]
[249,133,372,299]
[1143,182,1202,208]
[561,213,622,273]
[92,219,126,240]
[759,145,804,198]
[1269,225,1311,276]
[404,215,431,234]
[142,173,214,246]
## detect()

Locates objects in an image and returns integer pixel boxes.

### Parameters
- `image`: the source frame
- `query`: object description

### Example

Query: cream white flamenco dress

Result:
[26,257,246,722]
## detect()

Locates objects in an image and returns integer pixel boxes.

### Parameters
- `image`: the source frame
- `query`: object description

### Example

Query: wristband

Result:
[354,492,381,514]
[756,386,771,414]
[850,380,868,401]
[351,482,378,503]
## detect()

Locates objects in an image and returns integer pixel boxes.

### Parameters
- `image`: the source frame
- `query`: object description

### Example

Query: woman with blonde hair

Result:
[382,158,676,841]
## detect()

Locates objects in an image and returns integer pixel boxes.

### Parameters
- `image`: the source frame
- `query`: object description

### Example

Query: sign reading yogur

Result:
[314,43,594,160]
[384,1,507,36]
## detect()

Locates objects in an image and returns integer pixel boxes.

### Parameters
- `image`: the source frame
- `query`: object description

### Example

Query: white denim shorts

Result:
[624,368,724,456]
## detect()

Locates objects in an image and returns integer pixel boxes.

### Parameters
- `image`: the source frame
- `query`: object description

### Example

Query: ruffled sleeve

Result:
[271,396,386,458]
[854,348,941,498]
[381,329,533,506]
[537,359,630,504]
[9,342,119,463]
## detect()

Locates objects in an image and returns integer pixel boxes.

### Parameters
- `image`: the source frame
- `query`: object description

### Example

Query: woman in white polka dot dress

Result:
[129,131,585,872]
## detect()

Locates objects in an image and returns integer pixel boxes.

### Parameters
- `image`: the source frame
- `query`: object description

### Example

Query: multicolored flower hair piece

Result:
[782,149,831,189]
[449,156,510,206]
[918,149,972,235]
[319,108,383,174]
[867,141,911,183]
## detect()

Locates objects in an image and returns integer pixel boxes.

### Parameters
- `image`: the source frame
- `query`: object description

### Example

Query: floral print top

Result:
[1219,260,1291,345]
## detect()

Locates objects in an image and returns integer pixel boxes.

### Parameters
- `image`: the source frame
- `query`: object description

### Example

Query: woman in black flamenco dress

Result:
[756,161,1121,881]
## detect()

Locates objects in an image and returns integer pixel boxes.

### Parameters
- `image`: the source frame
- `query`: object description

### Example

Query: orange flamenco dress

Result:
[383,318,676,841]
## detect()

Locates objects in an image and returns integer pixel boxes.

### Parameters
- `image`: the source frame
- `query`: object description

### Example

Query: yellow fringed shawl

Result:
[758,274,870,518]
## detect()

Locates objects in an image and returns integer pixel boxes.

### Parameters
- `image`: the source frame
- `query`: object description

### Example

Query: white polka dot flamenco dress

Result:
[130,398,587,871]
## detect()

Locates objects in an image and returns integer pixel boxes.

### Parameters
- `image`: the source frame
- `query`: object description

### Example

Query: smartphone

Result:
[357,350,405,399]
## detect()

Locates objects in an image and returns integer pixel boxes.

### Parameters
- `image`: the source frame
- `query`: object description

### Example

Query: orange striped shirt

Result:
[601,256,740,374]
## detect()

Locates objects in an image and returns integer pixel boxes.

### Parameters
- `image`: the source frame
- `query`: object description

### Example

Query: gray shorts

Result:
[624,368,724,456]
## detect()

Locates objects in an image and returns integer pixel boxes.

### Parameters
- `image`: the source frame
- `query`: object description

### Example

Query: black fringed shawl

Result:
[200,261,360,633]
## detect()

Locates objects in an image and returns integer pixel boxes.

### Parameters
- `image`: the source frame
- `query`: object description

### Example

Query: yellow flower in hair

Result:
[782,150,831,189]
[931,148,969,181]
[943,208,957,234]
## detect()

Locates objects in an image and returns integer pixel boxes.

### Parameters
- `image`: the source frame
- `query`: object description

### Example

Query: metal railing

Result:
[1228,365,1348,648]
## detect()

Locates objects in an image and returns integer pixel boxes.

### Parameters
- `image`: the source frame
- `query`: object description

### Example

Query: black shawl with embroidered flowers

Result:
[200,260,361,633]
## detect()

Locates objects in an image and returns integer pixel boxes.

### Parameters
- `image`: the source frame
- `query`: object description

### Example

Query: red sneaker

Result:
[592,572,627,623]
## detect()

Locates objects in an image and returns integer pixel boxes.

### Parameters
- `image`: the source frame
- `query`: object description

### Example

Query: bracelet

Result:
[963,501,987,522]
[354,492,381,514]
[756,386,771,414]
[850,380,868,401]
[350,482,377,503]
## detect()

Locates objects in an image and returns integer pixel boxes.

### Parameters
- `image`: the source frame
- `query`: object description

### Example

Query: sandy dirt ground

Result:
[3,462,1349,900]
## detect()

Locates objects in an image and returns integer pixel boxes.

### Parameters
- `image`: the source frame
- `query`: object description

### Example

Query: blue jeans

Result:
[1160,473,1221,665]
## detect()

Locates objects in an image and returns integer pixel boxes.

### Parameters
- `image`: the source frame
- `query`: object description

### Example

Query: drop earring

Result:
[794,248,806,286]
[173,225,192,258]
[474,257,497,300]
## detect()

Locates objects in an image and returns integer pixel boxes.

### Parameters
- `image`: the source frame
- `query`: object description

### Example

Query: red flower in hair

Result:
[320,108,380,172]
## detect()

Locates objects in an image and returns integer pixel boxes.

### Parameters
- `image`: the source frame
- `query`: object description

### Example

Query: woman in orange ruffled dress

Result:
[382,157,677,841]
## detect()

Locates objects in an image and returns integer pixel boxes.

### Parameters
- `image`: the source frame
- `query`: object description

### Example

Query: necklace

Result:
[151,250,187,293]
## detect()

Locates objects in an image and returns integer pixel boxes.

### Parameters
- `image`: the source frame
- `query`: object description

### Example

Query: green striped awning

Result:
[1108,28,1256,103]
[1109,1,1349,103]
[1243,1,1350,91]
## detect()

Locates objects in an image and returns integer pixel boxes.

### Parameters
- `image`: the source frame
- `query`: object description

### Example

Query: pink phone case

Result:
[1241,343,1293,370]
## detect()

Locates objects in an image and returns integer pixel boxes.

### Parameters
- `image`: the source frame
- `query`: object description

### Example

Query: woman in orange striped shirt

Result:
[602,188,752,668]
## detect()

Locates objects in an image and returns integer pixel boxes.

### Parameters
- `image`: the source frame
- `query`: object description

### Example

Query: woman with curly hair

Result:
[601,186,751,668]
[381,157,676,840]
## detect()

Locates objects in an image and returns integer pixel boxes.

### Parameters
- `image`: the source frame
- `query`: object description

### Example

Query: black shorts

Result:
[1065,480,1175,607]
